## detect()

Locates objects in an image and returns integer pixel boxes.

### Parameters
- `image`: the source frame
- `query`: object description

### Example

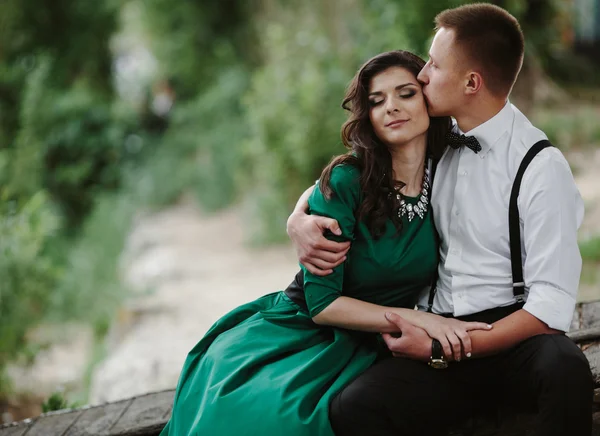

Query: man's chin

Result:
[427,107,442,117]
[427,105,451,117]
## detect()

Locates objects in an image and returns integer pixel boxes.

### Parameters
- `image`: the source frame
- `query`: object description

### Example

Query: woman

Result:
[161,50,490,436]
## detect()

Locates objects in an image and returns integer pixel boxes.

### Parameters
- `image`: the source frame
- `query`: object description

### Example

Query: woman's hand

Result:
[416,314,492,361]
[286,211,350,276]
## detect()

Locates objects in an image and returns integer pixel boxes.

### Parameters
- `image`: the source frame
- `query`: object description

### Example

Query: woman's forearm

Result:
[312,296,436,332]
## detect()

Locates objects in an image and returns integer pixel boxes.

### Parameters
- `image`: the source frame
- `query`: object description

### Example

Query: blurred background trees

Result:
[1,0,599,415]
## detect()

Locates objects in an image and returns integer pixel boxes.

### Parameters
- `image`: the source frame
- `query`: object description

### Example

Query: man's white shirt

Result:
[418,101,584,332]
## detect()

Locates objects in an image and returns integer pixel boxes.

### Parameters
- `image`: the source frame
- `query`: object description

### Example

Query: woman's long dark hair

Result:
[319,50,451,239]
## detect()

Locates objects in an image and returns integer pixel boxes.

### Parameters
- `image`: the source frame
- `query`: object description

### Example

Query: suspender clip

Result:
[514,294,526,303]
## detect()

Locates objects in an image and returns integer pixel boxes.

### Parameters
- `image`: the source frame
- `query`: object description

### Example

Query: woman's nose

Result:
[385,100,399,113]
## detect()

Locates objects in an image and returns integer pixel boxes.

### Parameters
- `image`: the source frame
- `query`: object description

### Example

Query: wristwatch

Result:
[428,339,448,369]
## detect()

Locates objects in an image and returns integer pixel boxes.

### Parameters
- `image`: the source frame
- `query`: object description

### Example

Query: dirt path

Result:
[88,202,299,403]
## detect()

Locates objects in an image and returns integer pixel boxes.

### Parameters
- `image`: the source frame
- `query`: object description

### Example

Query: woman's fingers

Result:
[436,334,454,362]
[455,329,472,358]
[464,321,493,332]
[446,333,462,361]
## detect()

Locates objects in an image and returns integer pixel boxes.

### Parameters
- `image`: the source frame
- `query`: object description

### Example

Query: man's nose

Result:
[417,68,428,84]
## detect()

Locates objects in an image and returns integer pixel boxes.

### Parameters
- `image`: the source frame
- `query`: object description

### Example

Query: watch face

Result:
[429,359,449,369]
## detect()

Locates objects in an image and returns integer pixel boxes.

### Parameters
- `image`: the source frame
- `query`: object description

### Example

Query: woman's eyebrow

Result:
[369,83,417,96]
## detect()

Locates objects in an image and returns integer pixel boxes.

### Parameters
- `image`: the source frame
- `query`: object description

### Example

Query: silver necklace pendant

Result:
[396,169,430,222]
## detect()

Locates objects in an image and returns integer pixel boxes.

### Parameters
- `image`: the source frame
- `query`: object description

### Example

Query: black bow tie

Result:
[447,131,482,154]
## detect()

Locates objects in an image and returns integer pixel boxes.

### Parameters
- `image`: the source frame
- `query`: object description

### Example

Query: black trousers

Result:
[329,306,594,436]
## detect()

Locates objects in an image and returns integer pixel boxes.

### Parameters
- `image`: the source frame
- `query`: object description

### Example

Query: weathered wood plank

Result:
[582,301,600,329]
[64,400,132,436]
[25,410,83,436]
[567,326,600,343]
[108,390,173,436]
[0,424,30,436]
[585,343,600,386]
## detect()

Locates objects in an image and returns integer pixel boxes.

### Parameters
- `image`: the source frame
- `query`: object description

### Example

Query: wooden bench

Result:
[2,302,600,435]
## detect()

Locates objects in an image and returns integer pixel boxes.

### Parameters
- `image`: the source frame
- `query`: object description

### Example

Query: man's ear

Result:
[464,71,483,95]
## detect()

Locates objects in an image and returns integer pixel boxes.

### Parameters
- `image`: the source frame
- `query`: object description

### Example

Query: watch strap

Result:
[431,338,443,360]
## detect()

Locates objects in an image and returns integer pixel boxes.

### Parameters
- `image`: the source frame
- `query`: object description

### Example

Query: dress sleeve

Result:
[302,164,360,317]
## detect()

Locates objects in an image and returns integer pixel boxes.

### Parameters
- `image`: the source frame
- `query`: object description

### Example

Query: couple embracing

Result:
[161,4,593,436]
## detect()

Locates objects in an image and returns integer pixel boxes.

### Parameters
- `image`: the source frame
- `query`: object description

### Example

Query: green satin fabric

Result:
[161,164,438,435]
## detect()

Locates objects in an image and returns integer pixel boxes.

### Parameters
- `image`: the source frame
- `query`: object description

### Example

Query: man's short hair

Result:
[435,3,525,97]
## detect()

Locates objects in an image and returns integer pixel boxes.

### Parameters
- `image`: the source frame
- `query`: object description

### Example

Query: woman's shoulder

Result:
[327,163,361,187]
[312,162,361,208]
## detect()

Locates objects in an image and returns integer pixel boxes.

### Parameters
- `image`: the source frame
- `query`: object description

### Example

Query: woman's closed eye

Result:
[369,99,383,107]
[399,90,416,99]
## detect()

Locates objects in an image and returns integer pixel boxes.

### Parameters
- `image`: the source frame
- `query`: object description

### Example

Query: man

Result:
[286,4,593,435]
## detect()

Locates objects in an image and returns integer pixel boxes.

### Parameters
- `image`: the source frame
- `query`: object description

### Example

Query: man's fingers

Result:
[302,262,332,277]
[316,216,342,236]
[309,257,344,271]
[464,322,493,332]
[456,330,472,358]
[311,248,347,264]
[315,238,351,254]
[381,333,404,351]
[384,312,408,330]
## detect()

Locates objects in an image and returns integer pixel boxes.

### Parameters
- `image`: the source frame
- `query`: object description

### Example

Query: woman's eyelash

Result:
[369,90,416,106]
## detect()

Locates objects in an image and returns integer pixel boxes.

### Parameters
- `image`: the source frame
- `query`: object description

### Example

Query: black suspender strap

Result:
[426,158,439,313]
[426,139,553,312]
[509,139,553,302]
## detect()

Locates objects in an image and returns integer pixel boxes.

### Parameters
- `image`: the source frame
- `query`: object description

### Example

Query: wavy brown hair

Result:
[319,50,451,239]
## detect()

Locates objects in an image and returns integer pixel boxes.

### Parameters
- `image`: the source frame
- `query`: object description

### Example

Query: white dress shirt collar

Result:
[456,100,513,156]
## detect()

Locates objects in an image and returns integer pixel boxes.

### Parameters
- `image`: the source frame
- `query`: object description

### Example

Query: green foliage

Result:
[0,192,61,379]
[41,391,79,413]
[0,0,118,92]
[39,87,139,229]
[532,103,600,150]
[241,11,347,241]
[581,236,600,263]
[147,67,250,211]
[9,58,141,228]
[51,193,136,327]
[0,0,134,398]
[240,0,416,242]
[140,0,258,99]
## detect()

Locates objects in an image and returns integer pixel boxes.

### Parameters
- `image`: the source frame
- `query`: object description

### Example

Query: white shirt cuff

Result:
[523,283,576,332]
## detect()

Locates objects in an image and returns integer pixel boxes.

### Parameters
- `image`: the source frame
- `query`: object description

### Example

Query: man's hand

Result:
[381,312,436,362]
[286,210,350,276]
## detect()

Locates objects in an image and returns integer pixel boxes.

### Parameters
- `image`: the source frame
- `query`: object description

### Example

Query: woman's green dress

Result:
[160,164,438,436]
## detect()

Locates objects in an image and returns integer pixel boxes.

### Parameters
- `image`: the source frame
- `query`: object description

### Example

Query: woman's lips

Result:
[386,119,409,128]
